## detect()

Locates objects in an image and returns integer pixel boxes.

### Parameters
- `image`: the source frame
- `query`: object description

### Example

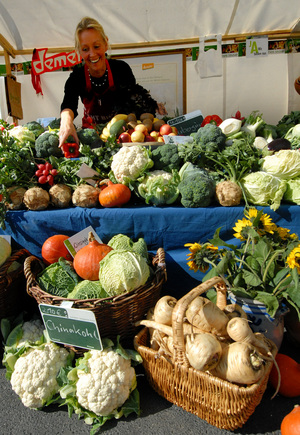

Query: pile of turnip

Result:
[136,285,280,393]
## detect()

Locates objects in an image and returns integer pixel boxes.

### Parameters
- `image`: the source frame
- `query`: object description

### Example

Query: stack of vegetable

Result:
[136,284,277,387]
[37,232,151,300]
[1,316,142,432]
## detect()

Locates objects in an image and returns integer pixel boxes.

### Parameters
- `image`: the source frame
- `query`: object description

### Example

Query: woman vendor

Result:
[59,16,167,146]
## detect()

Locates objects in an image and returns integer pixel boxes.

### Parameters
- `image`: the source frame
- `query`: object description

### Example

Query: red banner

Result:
[31,48,81,95]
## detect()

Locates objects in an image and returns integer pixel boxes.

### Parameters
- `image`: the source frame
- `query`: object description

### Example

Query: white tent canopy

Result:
[0,0,300,125]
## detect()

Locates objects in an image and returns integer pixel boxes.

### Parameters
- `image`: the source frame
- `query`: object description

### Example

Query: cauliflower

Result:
[10,342,72,409]
[58,339,141,429]
[8,125,36,145]
[76,348,135,416]
[137,169,180,206]
[111,145,154,184]
[17,319,45,347]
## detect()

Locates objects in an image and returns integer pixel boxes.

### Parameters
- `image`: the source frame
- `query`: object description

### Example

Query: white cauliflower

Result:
[10,342,71,409]
[17,319,45,347]
[75,348,136,416]
[111,145,154,184]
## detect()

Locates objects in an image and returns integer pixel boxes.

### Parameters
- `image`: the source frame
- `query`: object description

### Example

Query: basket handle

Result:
[0,248,31,286]
[171,276,225,368]
[24,255,45,295]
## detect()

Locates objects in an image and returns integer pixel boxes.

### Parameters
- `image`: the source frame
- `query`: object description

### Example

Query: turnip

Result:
[49,184,72,208]
[211,341,266,385]
[185,333,222,371]
[135,319,204,336]
[6,186,26,210]
[153,295,177,325]
[72,184,100,208]
[223,303,248,320]
[185,296,229,336]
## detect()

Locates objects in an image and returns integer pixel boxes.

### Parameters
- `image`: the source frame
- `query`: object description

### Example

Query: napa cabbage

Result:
[241,171,287,211]
[99,250,150,297]
[68,280,109,299]
[261,149,300,179]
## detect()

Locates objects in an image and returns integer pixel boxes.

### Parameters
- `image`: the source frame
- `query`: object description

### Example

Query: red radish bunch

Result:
[35,162,58,186]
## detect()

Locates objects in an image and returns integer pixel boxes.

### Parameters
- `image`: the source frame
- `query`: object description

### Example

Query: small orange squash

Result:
[281,405,300,435]
[41,234,72,264]
[73,232,113,280]
[99,180,131,208]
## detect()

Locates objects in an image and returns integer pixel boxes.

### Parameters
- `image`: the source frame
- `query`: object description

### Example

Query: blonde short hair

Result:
[75,17,109,52]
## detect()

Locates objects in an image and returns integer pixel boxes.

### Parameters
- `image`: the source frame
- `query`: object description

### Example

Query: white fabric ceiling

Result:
[0,0,299,53]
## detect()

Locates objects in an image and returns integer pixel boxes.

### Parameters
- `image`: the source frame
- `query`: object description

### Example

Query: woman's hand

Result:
[59,109,79,147]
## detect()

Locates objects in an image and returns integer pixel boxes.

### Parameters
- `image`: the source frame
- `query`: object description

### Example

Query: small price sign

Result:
[39,303,102,350]
[246,36,268,57]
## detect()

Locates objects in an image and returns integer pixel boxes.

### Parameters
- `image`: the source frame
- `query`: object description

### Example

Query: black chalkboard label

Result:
[168,110,203,135]
[39,304,102,350]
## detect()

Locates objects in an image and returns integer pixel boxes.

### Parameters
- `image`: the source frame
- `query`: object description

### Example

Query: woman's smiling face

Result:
[79,28,108,77]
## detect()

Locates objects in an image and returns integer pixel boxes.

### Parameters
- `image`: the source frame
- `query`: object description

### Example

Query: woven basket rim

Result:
[24,247,166,306]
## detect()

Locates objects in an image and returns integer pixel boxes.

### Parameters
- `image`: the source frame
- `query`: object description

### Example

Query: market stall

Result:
[1,2,300,434]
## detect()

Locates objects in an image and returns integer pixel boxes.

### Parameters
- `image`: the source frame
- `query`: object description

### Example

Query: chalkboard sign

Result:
[39,304,102,350]
[168,110,203,135]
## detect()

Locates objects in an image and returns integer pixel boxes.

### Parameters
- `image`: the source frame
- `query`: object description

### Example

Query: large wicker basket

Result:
[24,248,166,345]
[134,276,277,431]
[0,248,35,320]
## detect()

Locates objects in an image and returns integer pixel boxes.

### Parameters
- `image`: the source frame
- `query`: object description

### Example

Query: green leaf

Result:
[254,292,279,318]
[242,269,263,287]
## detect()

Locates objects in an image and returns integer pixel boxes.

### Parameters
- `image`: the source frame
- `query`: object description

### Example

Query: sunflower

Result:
[185,242,218,273]
[234,208,276,240]
[286,245,300,273]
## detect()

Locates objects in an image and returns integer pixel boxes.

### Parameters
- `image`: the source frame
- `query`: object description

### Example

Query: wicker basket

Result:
[24,248,166,345]
[134,276,277,431]
[0,248,35,320]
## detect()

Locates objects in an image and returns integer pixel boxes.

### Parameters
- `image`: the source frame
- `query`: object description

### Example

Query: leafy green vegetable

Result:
[68,280,109,299]
[37,257,81,297]
[23,121,45,139]
[107,234,149,261]
[276,110,300,137]
[261,149,300,179]
[151,143,183,172]
[283,178,300,205]
[77,128,102,147]
[137,169,180,206]
[241,171,287,211]
[99,250,150,296]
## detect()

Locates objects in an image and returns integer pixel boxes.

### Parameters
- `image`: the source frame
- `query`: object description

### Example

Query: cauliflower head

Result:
[76,348,136,416]
[111,145,153,184]
[10,342,71,409]
[17,319,45,347]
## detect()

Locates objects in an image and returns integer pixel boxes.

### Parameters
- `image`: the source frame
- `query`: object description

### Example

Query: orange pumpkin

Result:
[73,232,113,280]
[99,180,131,208]
[41,234,72,264]
[269,353,300,398]
[281,405,300,435]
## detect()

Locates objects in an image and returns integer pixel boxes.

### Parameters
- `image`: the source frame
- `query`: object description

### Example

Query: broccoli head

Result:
[151,143,183,172]
[23,121,45,139]
[178,172,216,208]
[47,118,61,130]
[77,128,102,147]
[35,131,62,158]
[190,123,227,153]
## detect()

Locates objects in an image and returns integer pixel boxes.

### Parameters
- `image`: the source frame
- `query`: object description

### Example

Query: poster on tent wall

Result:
[116,50,186,117]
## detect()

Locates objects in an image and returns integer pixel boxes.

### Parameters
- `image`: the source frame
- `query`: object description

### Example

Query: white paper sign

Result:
[246,36,268,57]
[64,226,103,257]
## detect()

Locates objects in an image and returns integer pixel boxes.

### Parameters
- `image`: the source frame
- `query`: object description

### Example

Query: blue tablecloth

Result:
[1,204,299,297]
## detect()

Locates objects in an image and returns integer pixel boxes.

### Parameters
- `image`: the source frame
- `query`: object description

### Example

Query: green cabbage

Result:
[107,234,148,261]
[261,149,300,179]
[99,250,150,297]
[37,257,80,297]
[68,280,109,299]
[283,178,300,205]
[241,171,287,211]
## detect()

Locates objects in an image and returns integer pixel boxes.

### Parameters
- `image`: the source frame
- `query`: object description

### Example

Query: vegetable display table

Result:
[1,204,299,257]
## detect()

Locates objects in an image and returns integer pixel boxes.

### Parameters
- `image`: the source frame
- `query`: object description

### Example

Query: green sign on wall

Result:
[39,304,102,350]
